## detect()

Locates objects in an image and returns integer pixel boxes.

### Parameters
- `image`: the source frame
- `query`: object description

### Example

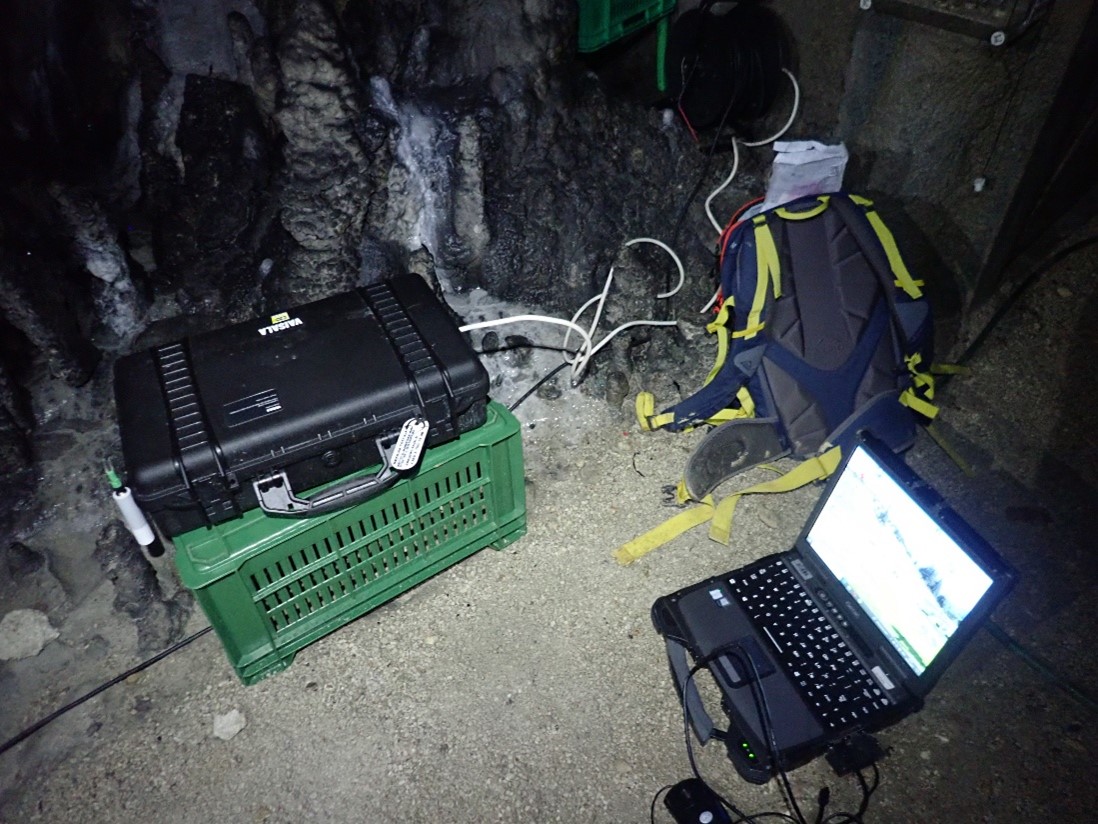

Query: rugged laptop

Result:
[652,435,1015,782]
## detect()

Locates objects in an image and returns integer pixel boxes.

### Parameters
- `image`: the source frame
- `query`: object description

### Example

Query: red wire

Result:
[713,196,765,312]
[677,102,700,144]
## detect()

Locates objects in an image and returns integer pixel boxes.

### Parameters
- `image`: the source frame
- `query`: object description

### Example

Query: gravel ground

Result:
[2,239,1097,823]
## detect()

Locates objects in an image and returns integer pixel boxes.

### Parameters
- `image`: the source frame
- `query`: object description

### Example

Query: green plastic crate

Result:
[577,0,676,52]
[173,401,525,685]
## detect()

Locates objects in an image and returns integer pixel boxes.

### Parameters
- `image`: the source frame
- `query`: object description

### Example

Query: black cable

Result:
[680,664,779,824]
[947,234,1098,375]
[473,343,578,357]
[507,361,571,413]
[658,90,737,304]
[651,783,675,824]
[0,625,214,757]
[670,2,791,134]
[985,620,1098,716]
[822,764,879,824]
[679,657,796,824]
[733,647,809,824]
[674,640,881,824]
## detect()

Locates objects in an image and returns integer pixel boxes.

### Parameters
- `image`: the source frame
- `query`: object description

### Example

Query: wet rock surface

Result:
[93,522,192,656]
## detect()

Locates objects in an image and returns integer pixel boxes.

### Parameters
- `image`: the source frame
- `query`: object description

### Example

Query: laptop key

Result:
[728,558,883,730]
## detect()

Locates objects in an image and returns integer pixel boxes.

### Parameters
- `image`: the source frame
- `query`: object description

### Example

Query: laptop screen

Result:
[805,445,994,676]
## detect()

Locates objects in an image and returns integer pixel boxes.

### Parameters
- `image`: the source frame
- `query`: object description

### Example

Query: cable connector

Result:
[105,460,166,558]
[825,732,885,776]
[105,459,124,490]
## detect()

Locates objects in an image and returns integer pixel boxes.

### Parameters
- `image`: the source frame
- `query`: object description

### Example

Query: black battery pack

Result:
[114,274,489,537]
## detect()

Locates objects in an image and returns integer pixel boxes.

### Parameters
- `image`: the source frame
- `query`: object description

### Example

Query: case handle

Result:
[253,418,429,517]
[664,637,719,744]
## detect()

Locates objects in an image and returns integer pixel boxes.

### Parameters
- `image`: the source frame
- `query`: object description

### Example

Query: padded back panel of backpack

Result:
[757,205,903,456]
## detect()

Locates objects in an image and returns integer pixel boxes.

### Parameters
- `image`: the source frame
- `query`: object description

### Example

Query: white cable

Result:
[459,315,594,359]
[702,69,801,236]
[459,237,684,385]
[704,137,740,234]
[699,68,802,316]
[699,287,721,314]
[624,237,686,299]
[741,68,801,148]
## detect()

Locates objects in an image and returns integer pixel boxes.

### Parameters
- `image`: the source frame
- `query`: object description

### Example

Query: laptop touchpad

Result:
[714,636,776,687]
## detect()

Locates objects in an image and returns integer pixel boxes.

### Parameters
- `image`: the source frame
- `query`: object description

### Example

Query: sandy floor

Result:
[2,238,1097,823]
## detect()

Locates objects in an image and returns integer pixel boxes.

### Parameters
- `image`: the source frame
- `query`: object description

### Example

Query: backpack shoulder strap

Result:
[833,193,940,420]
[637,204,786,432]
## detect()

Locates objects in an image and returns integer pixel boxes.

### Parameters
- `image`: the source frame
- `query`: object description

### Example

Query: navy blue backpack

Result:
[619,193,941,561]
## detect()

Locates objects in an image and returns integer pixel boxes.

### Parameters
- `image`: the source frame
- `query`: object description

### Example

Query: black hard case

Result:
[114,274,489,537]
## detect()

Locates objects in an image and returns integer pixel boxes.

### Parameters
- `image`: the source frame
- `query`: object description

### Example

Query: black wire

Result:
[680,658,796,824]
[650,783,675,824]
[0,625,214,758]
[659,68,745,303]
[674,2,791,133]
[822,764,879,823]
[985,620,1098,715]
[733,648,809,824]
[978,17,1040,181]
[676,641,881,824]
[507,360,571,412]
[947,234,1098,375]
[473,343,578,357]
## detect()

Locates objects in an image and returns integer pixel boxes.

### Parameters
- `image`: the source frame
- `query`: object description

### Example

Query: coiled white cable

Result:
[741,67,801,148]
[703,68,801,235]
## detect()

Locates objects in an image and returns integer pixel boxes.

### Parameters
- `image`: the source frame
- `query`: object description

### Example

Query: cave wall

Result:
[0,0,1093,514]
[782,0,1093,326]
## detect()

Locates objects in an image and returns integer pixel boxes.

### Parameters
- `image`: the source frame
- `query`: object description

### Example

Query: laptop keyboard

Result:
[727,559,892,730]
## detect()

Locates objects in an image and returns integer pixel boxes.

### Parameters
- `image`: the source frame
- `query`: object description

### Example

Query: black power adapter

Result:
[825,732,886,776]
[664,778,732,824]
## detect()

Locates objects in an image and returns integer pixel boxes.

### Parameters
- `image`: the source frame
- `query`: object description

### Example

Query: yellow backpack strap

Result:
[774,194,830,221]
[612,495,716,565]
[636,391,676,431]
[635,387,755,433]
[708,447,843,545]
[898,352,940,420]
[925,421,975,477]
[738,215,779,341]
[613,447,842,564]
[703,304,733,386]
[754,218,782,301]
[930,363,969,376]
[849,195,924,300]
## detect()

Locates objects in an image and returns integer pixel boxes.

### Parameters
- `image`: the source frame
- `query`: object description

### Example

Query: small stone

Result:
[1057,286,1072,298]
[481,330,501,352]
[4,542,44,577]
[213,709,247,741]
[757,509,779,529]
[535,377,562,401]
[0,609,60,660]
[605,371,630,407]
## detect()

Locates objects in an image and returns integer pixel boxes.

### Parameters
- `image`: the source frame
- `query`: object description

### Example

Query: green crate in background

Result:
[577,0,677,52]
[173,401,526,685]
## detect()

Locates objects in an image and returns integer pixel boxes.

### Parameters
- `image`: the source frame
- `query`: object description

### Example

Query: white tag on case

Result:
[390,418,430,471]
